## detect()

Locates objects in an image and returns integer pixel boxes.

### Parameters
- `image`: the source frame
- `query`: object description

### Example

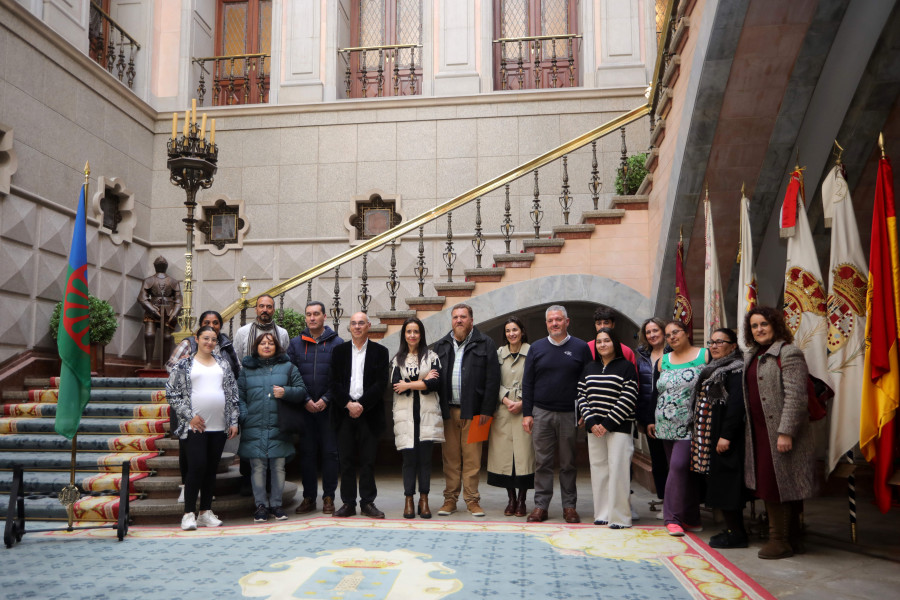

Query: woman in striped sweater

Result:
[577,327,639,528]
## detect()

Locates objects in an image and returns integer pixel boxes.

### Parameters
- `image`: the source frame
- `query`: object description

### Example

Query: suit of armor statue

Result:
[138,256,183,366]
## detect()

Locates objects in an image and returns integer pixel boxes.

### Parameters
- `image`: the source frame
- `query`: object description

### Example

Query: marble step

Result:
[2,402,168,419]
[0,417,168,435]
[0,433,165,452]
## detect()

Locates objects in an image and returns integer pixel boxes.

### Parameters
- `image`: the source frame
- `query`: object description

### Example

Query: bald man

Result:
[329,313,390,518]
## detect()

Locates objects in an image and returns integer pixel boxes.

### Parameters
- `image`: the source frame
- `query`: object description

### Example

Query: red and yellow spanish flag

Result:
[673,233,694,342]
[860,146,900,514]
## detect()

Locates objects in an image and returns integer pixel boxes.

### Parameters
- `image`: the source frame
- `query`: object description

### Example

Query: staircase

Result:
[0,376,297,524]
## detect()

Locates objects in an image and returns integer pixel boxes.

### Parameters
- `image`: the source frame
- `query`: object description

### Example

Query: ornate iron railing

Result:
[339,44,423,99]
[493,33,581,90]
[194,53,270,107]
[218,0,682,329]
[88,1,140,89]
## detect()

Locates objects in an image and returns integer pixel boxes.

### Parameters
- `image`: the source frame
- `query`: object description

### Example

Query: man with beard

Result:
[233,295,290,361]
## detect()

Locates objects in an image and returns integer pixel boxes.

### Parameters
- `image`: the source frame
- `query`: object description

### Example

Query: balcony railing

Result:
[194,54,271,107]
[493,33,581,90]
[339,44,423,99]
[88,1,140,89]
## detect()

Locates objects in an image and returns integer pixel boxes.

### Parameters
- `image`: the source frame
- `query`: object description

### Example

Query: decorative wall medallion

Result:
[92,176,135,245]
[345,191,403,244]
[0,122,19,195]
[195,194,248,256]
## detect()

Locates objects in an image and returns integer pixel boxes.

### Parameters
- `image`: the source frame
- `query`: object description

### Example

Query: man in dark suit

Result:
[330,311,390,518]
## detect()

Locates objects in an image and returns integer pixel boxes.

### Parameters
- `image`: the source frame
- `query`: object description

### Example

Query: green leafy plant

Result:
[49,294,118,346]
[614,152,649,195]
[274,307,306,339]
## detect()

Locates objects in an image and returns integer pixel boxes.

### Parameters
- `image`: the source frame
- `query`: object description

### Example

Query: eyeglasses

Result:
[665,330,684,340]
[707,339,733,347]
[349,321,369,327]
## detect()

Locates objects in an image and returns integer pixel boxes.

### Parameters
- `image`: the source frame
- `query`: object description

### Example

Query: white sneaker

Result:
[196,510,222,527]
[631,505,640,521]
[177,485,185,503]
[181,512,197,531]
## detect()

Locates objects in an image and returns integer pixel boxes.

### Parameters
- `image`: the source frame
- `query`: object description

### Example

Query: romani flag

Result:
[736,189,758,351]
[781,166,833,391]
[703,190,727,344]
[673,232,694,342]
[823,163,868,474]
[860,149,900,513]
[55,183,92,439]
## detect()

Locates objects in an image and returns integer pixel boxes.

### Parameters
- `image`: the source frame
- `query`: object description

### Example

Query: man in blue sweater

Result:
[522,305,592,523]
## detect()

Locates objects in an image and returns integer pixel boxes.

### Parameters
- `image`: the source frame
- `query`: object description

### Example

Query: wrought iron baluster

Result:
[227,57,236,105]
[550,39,559,88]
[386,241,399,311]
[443,212,456,283]
[212,60,221,107]
[228,316,234,339]
[530,170,543,238]
[472,197,485,268]
[649,112,656,137]
[116,32,126,82]
[344,51,352,98]
[126,43,136,88]
[257,55,268,103]
[414,226,428,297]
[358,253,371,312]
[279,292,285,324]
[568,38,575,85]
[517,41,525,90]
[533,40,541,89]
[377,49,384,97]
[500,41,508,90]
[558,155,572,225]
[588,141,602,210]
[500,184,515,253]
[409,47,417,96]
[240,302,247,328]
[197,61,207,105]
[106,36,115,72]
[393,48,401,96]
[243,56,251,104]
[620,127,629,192]
[331,266,344,331]
[360,50,368,98]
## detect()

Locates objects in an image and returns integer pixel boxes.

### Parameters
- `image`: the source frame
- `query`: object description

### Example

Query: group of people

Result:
[165,297,818,560]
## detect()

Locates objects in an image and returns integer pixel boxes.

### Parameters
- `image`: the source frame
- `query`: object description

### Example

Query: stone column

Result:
[278,0,325,103]
[434,0,480,96]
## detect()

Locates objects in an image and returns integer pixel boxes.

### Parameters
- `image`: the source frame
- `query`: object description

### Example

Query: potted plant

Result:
[614,152,649,196]
[274,307,306,339]
[50,294,118,375]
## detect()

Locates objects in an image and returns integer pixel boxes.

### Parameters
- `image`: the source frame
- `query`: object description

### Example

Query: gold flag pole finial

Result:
[833,140,844,165]
[704,181,709,202]
[741,181,746,197]
[795,148,801,171]
[879,133,886,159]
[679,225,683,244]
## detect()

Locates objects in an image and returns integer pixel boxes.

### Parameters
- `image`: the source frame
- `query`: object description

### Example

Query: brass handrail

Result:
[220,103,650,321]
[493,34,582,43]
[338,43,422,52]
[218,0,679,321]
[90,0,141,48]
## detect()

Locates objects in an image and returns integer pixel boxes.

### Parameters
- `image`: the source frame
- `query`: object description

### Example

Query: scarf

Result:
[689,350,743,474]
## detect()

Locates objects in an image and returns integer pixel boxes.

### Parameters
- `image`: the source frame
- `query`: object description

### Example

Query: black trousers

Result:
[336,417,378,506]
[647,435,669,500]
[183,430,227,514]
[401,395,433,496]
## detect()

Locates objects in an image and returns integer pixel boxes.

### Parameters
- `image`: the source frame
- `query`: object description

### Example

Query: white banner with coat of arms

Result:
[823,164,868,474]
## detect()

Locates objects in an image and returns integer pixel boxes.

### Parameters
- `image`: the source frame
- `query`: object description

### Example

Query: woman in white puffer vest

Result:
[391,317,444,519]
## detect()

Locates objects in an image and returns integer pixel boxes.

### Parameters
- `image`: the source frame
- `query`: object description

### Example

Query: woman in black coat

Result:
[690,328,747,548]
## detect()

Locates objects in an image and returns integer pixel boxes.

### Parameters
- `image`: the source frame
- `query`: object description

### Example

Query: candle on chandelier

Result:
[183,109,189,140]
[171,113,177,140]
[199,114,207,146]
[210,119,216,145]
[191,98,197,125]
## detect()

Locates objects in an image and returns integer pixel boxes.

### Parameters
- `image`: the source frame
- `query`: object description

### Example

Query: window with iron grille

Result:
[209,0,272,106]
[493,0,580,91]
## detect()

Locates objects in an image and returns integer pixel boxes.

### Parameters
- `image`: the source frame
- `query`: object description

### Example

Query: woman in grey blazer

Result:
[742,306,816,560]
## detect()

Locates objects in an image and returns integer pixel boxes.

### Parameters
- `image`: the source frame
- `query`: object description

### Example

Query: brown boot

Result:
[504,489,517,516]
[516,488,528,517]
[758,501,793,560]
[403,496,415,519]
[515,488,528,517]
[418,494,432,519]
[788,500,805,554]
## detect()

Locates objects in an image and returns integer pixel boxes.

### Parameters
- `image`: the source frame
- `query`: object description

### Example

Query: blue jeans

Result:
[249,457,286,508]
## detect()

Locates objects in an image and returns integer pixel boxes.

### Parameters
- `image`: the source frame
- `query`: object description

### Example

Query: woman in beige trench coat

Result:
[487,317,535,517]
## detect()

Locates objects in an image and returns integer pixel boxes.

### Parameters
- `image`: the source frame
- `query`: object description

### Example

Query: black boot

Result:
[504,488,517,516]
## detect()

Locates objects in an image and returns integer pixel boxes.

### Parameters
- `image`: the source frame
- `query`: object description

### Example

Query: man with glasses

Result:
[329,313,389,518]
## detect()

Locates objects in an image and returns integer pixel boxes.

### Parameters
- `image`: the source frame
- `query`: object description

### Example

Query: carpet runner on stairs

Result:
[1,376,297,524]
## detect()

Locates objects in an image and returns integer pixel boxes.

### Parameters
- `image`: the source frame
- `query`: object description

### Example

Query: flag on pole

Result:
[823,163,868,474]
[781,166,833,390]
[860,143,900,513]
[736,188,758,351]
[673,231,694,342]
[55,183,91,439]
[703,188,727,343]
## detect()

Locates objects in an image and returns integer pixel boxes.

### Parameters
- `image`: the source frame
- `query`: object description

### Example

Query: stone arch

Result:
[379,274,651,355]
